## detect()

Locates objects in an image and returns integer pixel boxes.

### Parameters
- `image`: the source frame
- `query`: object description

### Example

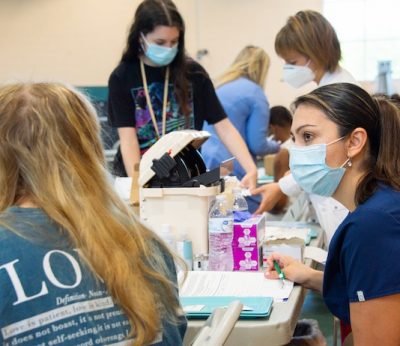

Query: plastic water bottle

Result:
[232,187,248,212]
[208,194,234,271]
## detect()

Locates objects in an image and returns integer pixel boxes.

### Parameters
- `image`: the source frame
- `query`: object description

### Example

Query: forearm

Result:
[214,119,257,174]
[118,128,141,177]
[303,268,324,292]
[120,144,140,177]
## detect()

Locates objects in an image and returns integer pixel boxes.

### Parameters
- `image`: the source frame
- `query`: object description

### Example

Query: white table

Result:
[184,222,324,346]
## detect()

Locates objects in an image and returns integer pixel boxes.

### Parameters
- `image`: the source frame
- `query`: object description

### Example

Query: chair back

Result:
[191,300,243,346]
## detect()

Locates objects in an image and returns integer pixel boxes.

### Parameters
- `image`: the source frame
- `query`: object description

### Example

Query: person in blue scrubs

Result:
[266,83,400,345]
[201,46,280,212]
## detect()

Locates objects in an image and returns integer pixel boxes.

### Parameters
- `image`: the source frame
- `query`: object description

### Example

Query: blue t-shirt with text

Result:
[0,207,186,346]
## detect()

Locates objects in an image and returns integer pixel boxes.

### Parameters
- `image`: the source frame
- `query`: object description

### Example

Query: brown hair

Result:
[122,0,190,117]
[0,83,183,345]
[293,83,400,205]
[275,10,341,73]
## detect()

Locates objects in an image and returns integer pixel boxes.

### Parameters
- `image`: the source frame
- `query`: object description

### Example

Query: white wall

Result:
[0,0,140,85]
[192,0,322,107]
[0,0,322,107]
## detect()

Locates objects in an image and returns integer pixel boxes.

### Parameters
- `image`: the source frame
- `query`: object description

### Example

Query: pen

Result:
[273,260,286,288]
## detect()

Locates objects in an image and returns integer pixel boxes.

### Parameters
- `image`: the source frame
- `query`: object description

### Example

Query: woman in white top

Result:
[253,10,359,245]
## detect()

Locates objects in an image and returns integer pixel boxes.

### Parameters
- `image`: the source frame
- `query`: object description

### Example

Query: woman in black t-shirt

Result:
[108,0,257,187]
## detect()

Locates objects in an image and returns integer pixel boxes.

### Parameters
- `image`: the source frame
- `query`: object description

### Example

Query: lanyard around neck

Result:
[140,59,170,139]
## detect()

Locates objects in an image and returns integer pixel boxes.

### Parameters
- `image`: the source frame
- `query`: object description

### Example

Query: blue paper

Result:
[180,296,273,319]
[233,211,252,222]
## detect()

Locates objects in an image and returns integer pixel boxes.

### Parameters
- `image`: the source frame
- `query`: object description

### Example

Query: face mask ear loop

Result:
[140,32,148,52]
[340,157,352,168]
[327,136,346,146]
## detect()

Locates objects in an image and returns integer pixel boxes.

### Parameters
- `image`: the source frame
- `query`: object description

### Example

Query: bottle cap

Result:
[216,194,226,200]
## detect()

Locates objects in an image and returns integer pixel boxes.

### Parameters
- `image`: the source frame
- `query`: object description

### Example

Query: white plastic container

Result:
[141,185,220,255]
[139,130,222,256]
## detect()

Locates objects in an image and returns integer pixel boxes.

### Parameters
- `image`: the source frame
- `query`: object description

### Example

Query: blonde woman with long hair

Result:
[202,45,280,212]
[0,83,186,346]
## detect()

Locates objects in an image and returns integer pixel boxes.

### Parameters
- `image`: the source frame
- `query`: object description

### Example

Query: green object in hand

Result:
[273,260,286,281]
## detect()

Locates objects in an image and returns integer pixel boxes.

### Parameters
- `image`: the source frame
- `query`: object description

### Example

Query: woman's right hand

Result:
[251,182,285,214]
[240,168,258,190]
[265,253,313,286]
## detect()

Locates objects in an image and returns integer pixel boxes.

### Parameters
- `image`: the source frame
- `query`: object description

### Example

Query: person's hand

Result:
[265,253,312,286]
[251,182,284,214]
[240,169,257,190]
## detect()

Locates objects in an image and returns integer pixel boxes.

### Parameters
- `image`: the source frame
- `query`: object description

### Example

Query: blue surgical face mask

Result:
[282,61,315,88]
[141,33,178,66]
[289,137,349,197]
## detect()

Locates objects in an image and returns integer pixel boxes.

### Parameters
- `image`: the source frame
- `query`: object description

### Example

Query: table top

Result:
[183,222,324,346]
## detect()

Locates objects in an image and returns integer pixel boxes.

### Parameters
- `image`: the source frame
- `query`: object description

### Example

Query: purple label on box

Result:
[232,215,265,271]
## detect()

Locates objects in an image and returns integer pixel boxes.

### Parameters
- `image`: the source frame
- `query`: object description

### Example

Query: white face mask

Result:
[282,61,315,88]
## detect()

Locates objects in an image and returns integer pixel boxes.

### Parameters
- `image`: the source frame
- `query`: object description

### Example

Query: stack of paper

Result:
[179,271,293,302]
[265,226,311,243]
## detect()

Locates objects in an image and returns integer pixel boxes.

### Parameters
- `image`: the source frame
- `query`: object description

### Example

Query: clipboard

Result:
[180,296,273,319]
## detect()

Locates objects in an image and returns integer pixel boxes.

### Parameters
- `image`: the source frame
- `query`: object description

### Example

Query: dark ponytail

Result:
[356,97,400,203]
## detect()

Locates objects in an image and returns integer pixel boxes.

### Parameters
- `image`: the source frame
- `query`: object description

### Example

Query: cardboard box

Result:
[263,154,276,176]
[232,214,265,271]
[262,242,304,269]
